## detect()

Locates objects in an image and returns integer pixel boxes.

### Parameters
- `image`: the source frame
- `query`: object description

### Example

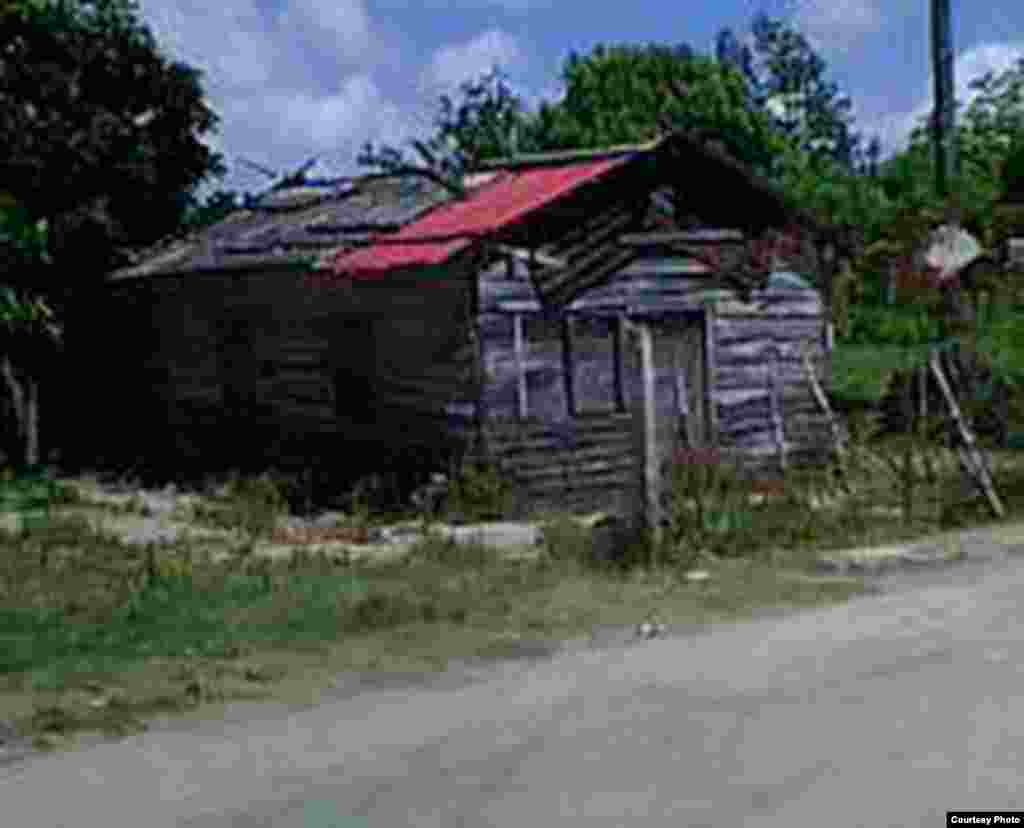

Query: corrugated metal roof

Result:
[331,157,631,278]
[110,175,452,280]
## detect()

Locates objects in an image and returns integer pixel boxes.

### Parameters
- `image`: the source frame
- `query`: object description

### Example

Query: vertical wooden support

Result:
[612,315,627,413]
[561,315,576,418]
[800,344,845,459]
[675,350,689,418]
[513,313,528,420]
[625,318,663,553]
[929,349,1004,518]
[472,259,487,441]
[703,303,719,448]
[767,350,787,473]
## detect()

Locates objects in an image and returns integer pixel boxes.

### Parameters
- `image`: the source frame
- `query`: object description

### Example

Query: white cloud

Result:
[138,0,387,194]
[272,76,410,152]
[867,41,1024,156]
[423,29,522,92]
[786,0,883,55]
[275,0,373,65]
[141,0,276,91]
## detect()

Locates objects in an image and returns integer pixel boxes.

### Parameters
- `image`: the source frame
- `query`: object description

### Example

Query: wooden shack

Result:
[102,131,837,513]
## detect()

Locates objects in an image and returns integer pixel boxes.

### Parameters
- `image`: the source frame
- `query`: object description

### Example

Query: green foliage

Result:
[403,532,499,569]
[1002,138,1024,201]
[192,474,289,537]
[1,0,225,276]
[883,56,1024,241]
[532,43,785,174]
[443,460,512,523]
[748,14,862,170]
[179,190,239,235]
[664,451,760,564]
[844,304,943,347]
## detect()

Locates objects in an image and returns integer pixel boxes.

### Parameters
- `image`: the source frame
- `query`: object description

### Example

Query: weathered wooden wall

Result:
[477,241,834,510]
[710,282,834,474]
[104,263,480,475]
[481,412,636,516]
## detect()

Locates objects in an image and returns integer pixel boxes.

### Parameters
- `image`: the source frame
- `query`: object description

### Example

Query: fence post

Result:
[624,318,663,557]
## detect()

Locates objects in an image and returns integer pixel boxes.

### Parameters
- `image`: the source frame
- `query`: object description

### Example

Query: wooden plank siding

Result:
[104,265,482,471]
[709,283,835,471]
[480,412,637,516]
[101,156,833,509]
[475,220,833,511]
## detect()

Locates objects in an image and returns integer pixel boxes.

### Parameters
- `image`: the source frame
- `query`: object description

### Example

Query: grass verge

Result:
[0,515,864,751]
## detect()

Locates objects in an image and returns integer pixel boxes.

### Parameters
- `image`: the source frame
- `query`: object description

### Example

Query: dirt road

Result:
[5,528,1024,827]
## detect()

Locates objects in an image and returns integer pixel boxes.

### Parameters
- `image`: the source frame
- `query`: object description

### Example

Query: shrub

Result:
[661,448,761,564]
[195,474,289,537]
[443,459,512,523]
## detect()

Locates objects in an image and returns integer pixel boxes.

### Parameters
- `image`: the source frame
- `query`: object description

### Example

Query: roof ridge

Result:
[477,137,663,170]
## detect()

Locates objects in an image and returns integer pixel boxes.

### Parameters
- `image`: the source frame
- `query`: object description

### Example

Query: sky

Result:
[136,0,1024,197]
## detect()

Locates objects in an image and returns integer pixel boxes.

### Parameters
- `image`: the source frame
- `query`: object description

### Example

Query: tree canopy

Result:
[1,0,224,276]
[528,43,786,174]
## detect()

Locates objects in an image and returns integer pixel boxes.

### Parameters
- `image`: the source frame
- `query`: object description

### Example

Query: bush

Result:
[443,460,512,523]
[663,448,760,565]
[844,304,942,346]
[194,474,289,537]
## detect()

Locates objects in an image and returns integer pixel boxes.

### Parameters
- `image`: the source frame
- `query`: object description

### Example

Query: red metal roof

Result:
[330,156,630,278]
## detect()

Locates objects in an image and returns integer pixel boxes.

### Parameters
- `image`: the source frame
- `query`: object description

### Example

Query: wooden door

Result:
[621,312,709,473]
[650,315,707,453]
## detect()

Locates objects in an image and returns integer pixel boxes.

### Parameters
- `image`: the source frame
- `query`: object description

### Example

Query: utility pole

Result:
[931,0,956,200]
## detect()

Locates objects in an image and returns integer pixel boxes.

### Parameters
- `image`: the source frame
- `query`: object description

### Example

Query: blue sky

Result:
[138,0,1024,196]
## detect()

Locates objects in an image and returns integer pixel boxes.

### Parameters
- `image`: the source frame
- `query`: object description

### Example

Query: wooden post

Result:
[560,316,576,417]
[703,304,718,447]
[624,318,663,555]
[901,364,915,521]
[513,313,528,420]
[800,344,845,459]
[767,353,787,474]
[931,0,957,198]
[612,315,626,413]
[929,349,1004,518]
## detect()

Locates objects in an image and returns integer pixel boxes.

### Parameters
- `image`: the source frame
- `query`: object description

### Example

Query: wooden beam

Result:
[767,350,787,472]
[513,313,528,420]
[612,315,627,413]
[929,349,1004,518]
[561,316,576,417]
[623,318,663,554]
[542,245,636,306]
[703,303,719,447]
[496,245,567,270]
[800,344,845,460]
[619,229,745,247]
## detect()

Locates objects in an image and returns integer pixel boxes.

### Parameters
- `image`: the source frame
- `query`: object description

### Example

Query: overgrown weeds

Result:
[188,473,289,537]
[0,504,866,746]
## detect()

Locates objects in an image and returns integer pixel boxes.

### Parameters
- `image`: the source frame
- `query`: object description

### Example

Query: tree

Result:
[528,43,786,174]
[1,0,225,277]
[957,59,1024,216]
[0,0,224,466]
[0,193,60,467]
[180,189,241,234]
[359,68,534,196]
[747,14,862,171]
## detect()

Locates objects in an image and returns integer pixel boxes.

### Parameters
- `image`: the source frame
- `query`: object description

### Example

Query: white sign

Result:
[921,224,982,284]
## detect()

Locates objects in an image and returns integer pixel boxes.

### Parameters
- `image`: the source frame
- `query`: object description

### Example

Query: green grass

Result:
[831,343,935,403]
[832,300,1024,405]
[7,428,1024,751]
[0,511,867,748]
